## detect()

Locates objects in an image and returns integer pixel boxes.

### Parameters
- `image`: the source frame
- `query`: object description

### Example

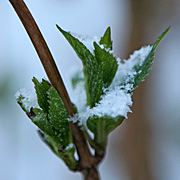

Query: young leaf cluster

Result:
[56,26,169,153]
[16,77,77,170]
[57,25,118,108]
[16,26,169,171]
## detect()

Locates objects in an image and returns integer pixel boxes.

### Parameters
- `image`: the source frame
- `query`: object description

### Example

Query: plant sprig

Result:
[10,1,169,180]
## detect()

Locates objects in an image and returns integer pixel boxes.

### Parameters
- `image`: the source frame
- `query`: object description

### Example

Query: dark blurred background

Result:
[0,0,180,179]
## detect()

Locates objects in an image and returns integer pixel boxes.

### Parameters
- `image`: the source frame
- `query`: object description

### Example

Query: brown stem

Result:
[82,166,100,180]
[9,0,100,179]
[9,0,73,115]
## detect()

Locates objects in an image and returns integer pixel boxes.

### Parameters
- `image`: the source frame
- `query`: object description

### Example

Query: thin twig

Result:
[9,0,73,115]
[9,1,99,178]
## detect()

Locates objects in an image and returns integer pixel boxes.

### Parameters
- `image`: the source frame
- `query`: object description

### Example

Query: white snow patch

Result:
[112,45,152,90]
[71,87,132,125]
[70,32,113,54]
[67,66,87,113]
[15,88,39,111]
[65,143,74,150]
[72,81,87,112]
[91,87,132,118]
[70,32,100,54]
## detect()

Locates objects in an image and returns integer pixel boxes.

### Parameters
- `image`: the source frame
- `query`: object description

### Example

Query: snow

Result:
[66,66,87,113]
[65,143,74,150]
[70,85,132,126]
[72,80,87,112]
[15,43,152,127]
[112,45,152,92]
[71,32,115,55]
[15,88,39,111]
[71,87,132,125]
[70,32,100,54]
[90,87,132,118]
[70,32,113,54]
[69,45,152,126]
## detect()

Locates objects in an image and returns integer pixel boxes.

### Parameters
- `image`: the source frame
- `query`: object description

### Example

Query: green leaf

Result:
[16,95,29,113]
[105,116,124,133]
[37,130,57,152]
[94,42,118,88]
[153,26,170,51]
[56,25,103,107]
[87,115,124,135]
[86,115,124,155]
[33,105,77,169]
[32,108,55,136]
[99,26,112,50]
[47,86,72,147]
[118,27,170,93]
[32,77,50,113]
[132,27,170,91]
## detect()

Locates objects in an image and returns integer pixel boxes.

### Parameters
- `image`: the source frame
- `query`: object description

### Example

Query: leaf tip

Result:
[153,26,170,50]
[106,26,111,32]
[56,24,63,32]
